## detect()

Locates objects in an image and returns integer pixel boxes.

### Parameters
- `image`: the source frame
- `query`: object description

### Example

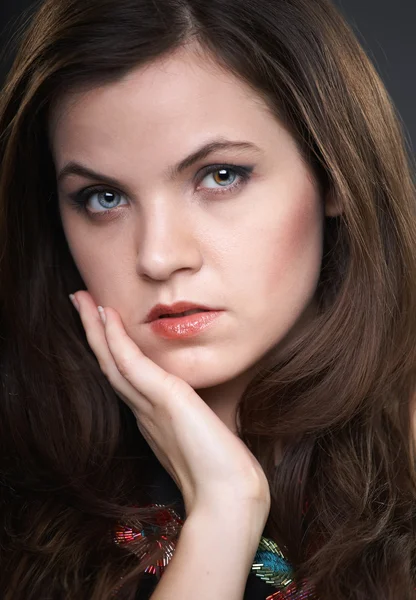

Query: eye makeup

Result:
[64,163,255,216]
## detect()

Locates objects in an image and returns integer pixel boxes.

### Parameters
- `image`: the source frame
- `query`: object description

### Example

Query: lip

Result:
[145,301,220,323]
[149,310,224,339]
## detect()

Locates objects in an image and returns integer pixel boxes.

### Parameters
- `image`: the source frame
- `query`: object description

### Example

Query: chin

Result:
[147,350,244,390]
[166,362,239,390]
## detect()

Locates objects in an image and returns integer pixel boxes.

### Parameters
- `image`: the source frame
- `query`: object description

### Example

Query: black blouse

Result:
[133,457,306,600]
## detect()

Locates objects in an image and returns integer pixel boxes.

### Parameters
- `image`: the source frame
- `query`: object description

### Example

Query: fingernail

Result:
[69,294,80,312]
[97,306,106,325]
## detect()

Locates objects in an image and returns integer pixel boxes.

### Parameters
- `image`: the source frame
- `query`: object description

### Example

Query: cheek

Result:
[60,210,119,292]
[63,226,96,280]
[247,191,324,305]
[272,199,322,279]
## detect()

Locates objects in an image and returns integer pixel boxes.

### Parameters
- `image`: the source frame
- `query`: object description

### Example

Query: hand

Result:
[71,290,271,524]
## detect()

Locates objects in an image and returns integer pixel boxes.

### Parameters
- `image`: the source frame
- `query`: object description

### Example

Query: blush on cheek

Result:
[263,191,324,300]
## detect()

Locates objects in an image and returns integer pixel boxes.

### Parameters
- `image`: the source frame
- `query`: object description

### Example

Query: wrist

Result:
[184,500,266,554]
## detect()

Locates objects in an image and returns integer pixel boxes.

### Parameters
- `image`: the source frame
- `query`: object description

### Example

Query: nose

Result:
[135,198,202,281]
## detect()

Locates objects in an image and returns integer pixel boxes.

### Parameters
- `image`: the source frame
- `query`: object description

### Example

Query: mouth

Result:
[148,309,224,339]
[157,309,210,319]
[146,301,217,323]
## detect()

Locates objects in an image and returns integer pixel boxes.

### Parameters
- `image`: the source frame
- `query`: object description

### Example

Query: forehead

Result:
[49,47,278,140]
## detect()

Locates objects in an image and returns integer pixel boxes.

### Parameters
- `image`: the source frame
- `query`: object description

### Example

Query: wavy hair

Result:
[1,0,416,598]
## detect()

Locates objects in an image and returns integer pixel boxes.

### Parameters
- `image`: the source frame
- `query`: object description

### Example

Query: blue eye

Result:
[67,188,128,214]
[90,190,124,209]
[66,163,254,216]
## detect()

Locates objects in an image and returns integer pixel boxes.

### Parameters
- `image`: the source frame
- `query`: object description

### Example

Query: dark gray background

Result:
[1,0,415,154]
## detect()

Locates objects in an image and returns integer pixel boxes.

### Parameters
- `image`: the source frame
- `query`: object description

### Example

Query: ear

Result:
[324,188,343,217]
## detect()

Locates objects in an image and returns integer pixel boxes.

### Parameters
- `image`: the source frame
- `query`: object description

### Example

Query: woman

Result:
[1,0,415,598]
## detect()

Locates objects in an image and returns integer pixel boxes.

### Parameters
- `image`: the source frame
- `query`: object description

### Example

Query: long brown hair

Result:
[1,0,416,598]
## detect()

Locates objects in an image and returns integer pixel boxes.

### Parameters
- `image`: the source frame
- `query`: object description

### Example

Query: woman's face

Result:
[49,46,338,397]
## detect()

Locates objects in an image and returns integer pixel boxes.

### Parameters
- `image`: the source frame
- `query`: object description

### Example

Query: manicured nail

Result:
[69,294,80,312]
[97,306,106,325]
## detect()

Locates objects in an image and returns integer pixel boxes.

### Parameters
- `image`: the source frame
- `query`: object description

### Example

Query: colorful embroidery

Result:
[114,504,184,579]
[113,503,317,599]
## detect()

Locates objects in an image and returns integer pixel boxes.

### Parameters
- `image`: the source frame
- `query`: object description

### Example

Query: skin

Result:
[49,45,340,439]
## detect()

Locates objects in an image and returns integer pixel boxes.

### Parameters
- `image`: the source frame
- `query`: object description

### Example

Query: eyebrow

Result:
[56,138,262,187]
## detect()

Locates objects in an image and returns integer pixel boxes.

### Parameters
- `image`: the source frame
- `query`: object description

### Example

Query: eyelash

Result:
[66,164,254,216]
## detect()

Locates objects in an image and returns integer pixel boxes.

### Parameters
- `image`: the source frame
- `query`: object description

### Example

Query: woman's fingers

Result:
[101,305,191,406]
[72,290,194,416]
[72,291,143,412]
[71,290,197,484]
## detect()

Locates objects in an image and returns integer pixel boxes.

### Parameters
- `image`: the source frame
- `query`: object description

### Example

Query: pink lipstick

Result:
[145,301,224,340]
[149,310,223,339]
